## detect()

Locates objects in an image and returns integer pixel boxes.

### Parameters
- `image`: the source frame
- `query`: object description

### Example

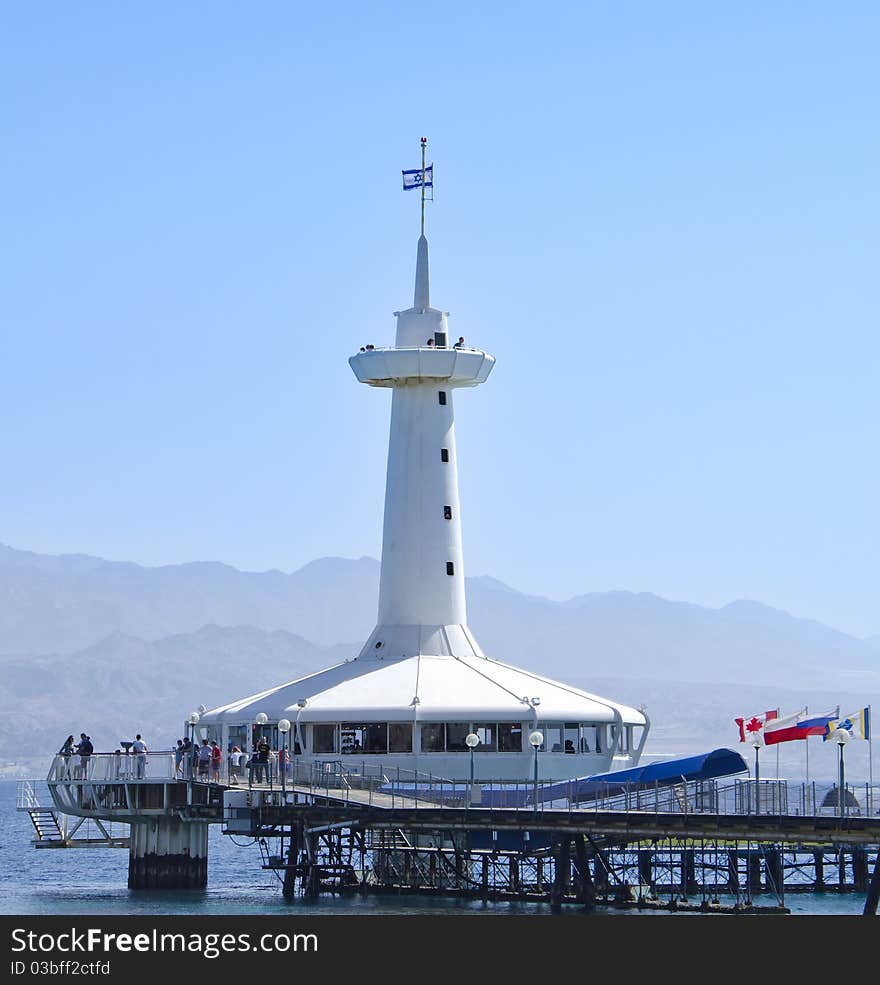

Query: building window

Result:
[541,722,564,753]
[631,725,644,751]
[438,391,447,405]
[444,506,452,520]
[312,724,337,754]
[441,448,449,462]
[389,723,413,753]
[421,723,445,752]
[340,723,388,755]
[474,723,497,751]
[578,724,597,753]
[446,562,455,576]
[445,723,471,752]
[498,723,523,752]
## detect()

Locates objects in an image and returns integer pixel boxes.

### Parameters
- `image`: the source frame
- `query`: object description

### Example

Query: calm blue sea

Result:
[0,781,868,916]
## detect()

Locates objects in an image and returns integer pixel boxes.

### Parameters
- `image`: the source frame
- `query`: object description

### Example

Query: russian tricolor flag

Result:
[764,708,839,745]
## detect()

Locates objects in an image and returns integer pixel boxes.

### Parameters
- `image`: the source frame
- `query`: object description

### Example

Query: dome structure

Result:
[198,146,648,782]
[199,650,648,782]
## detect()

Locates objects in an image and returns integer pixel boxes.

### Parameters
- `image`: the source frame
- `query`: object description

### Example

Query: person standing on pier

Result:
[132,734,148,779]
[210,740,222,783]
[58,735,75,778]
[75,733,93,779]
[174,739,185,776]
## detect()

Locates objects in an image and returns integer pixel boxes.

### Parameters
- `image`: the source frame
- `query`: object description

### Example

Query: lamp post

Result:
[835,728,850,818]
[187,712,200,780]
[465,732,480,806]
[749,733,763,813]
[254,712,269,786]
[278,718,291,796]
[529,731,543,815]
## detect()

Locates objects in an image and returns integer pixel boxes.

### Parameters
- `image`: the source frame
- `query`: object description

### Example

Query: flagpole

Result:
[420,136,427,237]
[869,704,874,813]
[804,705,809,786]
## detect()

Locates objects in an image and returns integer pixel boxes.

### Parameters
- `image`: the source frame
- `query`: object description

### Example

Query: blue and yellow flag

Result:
[823,707,871,741]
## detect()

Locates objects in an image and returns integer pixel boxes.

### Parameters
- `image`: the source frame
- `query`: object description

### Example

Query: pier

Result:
[29,753,880,914]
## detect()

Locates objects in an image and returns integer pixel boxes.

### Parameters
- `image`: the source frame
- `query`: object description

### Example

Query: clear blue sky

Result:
[2,3,878,637]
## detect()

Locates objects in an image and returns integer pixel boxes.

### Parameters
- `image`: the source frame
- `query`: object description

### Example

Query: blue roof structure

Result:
[380,748,749,809]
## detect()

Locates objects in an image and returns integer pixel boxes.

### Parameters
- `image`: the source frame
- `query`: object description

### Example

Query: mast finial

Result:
[420,136,427,238]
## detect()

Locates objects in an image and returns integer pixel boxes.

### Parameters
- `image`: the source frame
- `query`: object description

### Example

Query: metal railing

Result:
[16,780,40,810]
[239,763,880,819]
[44,750,880,822]
[47,752,177,783]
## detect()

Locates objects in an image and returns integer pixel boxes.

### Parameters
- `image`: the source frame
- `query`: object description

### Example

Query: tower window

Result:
[444,506,452,520]
[446,562,455,576]
[441,448,449,462]
[438,391,447,406]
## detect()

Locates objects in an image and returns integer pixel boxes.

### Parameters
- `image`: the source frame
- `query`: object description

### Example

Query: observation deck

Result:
[349,345,495,388]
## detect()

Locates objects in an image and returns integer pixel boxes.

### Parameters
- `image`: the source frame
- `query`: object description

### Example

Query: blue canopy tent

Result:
[379,748,749,809]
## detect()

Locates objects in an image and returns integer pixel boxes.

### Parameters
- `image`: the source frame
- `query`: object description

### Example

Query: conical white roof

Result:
[201,653,645,726]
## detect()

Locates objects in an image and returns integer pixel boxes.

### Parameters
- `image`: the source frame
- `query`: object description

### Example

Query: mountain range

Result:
[1,543,877,778]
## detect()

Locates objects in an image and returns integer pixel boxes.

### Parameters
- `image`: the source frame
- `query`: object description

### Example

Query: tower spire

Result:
[414,234,430,309]
[414,137,430,309]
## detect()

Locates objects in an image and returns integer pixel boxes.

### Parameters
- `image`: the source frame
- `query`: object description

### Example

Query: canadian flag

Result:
[734,709,779,742]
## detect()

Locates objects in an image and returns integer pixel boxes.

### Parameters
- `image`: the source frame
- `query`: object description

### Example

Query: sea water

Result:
[0,782,867,916]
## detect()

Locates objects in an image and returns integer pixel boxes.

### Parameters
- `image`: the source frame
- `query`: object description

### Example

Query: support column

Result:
[852,848,868,893]
[863,851,880,916]
[550,841,570,912]
[128,818,208,889]
[766,848,784,896]
[814,851,825,889]
[681,850,698,896]
[747,852,762,893]
[638,849,653,894]
[726,849,740,892]
[572,834,597,911]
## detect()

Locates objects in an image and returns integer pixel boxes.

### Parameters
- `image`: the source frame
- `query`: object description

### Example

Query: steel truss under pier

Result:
[239,804,880,916]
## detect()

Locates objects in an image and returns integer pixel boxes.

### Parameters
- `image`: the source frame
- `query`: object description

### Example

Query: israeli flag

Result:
[402,165,433,190]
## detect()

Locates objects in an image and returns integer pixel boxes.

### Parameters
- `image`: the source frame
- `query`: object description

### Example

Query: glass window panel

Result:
[340,724,366,755]
[421,723,445,752]
[579,724,597,754]
[543,722,564,753]
[595,724,606,754]
[388,723,413,753]
[445,722,470,752]
[313,724,337,754]
[474,724,497,751]
[564,723,578,754]
[365,723,388,754]
[609,724,620,751]
[498,723,523,752]
[631,725,644,751]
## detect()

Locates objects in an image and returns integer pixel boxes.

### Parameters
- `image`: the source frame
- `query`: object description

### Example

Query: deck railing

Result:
[48,752,177,783]
[44,751,880,821]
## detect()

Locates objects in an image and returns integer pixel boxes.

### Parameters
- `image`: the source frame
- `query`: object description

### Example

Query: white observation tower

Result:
[349,139,493,663]
[199,141,648,782]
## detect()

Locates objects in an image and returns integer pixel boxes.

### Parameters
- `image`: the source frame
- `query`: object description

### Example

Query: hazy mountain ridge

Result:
[1,544,878,774]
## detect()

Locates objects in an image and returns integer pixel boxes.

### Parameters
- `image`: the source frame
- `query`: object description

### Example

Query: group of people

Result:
[57,730,291,787]
[58,733,93,779]
[57,732,149,779]
[359,336,469,351]
[172,738,255,785]
[426,336,467,348]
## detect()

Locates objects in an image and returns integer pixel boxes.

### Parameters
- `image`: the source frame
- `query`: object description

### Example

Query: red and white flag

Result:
[734,709,779,742]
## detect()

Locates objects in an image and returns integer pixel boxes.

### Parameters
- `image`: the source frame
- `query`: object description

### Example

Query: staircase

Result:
[16,782,65,844]
[28,808,64,844]
[17,780,129,848]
